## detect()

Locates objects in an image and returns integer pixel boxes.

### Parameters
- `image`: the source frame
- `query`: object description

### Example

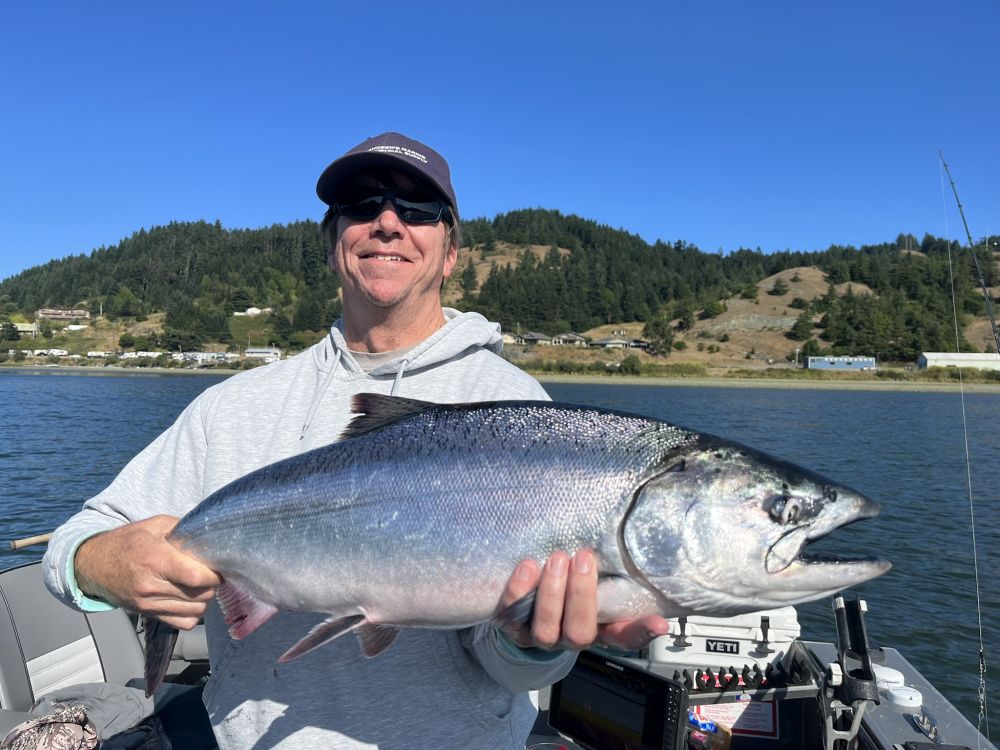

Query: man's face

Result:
[328,170,457,313]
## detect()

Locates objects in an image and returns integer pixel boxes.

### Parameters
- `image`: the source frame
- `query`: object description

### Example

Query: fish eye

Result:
[767,495,802,524]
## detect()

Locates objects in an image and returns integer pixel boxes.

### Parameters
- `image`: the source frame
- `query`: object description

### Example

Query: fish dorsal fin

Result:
[278,614,365,663]
[217,581,280,640]
[356,624,401,658]
[342,393,439,439]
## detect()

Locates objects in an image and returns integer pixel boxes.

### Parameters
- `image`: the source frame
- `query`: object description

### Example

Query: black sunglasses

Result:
[334,186,453,226]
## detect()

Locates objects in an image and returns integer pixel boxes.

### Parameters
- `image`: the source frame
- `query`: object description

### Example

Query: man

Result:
[44,132,669,748]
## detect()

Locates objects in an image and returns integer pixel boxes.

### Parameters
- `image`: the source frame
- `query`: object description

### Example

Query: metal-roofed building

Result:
[806,356,876,371]
[918,352,1000,371]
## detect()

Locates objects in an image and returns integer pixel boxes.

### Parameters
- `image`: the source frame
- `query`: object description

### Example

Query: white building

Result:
[552,333,588,346]
[245,347,283,363]
[589,337,631,349]
[120,350,167,360]
[233,306,274,317]
[918,352,1000,371]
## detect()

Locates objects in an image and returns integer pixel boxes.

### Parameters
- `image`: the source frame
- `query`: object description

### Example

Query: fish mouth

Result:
[764,494,890,589]
[773,552,892,594]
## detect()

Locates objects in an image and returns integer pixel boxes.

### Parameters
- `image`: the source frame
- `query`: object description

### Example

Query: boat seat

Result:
[0,561,216,745]
[0,561,147,715]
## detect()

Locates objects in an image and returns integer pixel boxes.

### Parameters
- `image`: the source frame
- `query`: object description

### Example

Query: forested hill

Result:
[1,209,996,360]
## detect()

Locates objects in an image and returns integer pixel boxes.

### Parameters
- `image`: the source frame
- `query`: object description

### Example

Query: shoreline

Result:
[533,372,1000,392]
[4,363,1000,393]
[0,364,238,377]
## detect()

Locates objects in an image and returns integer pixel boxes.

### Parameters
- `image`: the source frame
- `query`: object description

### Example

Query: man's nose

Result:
[372,197,403,233]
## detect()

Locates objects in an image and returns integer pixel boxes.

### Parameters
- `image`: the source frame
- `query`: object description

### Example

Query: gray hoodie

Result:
[43,309,575,749]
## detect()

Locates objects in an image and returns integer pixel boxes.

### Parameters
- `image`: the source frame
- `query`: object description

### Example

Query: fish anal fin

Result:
[278,614,365,663]
[217,581,279,640]
[356,624,401,658]
[343,394,438,438]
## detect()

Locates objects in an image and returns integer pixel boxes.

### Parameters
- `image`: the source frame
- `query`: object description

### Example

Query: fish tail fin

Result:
[142,615,179,698]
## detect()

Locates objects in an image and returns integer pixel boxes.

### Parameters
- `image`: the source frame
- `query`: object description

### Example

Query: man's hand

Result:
[499,549,670,651]
[74,515,222,630]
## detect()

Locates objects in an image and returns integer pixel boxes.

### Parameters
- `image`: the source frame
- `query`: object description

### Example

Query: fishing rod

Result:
[938,151,1000,355]
[939,151,991,741]
[7,533,50,550]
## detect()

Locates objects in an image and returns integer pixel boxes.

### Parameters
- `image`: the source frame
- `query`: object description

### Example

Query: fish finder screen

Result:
[548,653,653,749]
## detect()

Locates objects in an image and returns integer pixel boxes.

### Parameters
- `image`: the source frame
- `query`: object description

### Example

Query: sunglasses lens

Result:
[336,188,448,225]
[393,190,445,224]
[336,187,385,220]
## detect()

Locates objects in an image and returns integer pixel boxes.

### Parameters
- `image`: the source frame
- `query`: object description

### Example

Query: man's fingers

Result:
[164,553,224,591]
[561,550,598,649]
[531,552,570,648]
[501,559,541,609]
[599,615,671,650]
[157,614,204,631]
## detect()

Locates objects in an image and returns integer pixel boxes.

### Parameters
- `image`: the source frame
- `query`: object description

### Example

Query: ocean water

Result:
[0,369,996,725]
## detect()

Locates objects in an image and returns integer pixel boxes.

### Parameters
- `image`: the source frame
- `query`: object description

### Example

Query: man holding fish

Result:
[44,132,672,749]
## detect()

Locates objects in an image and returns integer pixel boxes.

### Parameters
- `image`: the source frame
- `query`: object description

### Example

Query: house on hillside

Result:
[233,307,274,317]
[590,337,631,349]
[918,352,1000,371]
[806,356,876,371]
[516,332,552,346]
[36,308,89,320]
[552,333,588,346]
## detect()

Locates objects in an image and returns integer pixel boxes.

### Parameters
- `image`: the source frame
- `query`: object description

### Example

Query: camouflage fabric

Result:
[0,705,97,750]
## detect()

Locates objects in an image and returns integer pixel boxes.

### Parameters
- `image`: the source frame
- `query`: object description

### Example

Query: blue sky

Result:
[2,1,997,282]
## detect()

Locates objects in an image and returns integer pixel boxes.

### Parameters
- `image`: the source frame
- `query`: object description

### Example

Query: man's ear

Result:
[442,242,458,279]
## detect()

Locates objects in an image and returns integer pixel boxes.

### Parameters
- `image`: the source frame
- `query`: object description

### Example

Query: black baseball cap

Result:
[316,132,458,214]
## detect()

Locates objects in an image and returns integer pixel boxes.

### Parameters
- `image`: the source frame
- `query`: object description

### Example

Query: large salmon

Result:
[142,393,889,694]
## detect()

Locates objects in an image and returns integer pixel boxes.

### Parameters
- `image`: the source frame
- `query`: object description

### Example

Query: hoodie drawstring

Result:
[300,351,411,439]
[390,358,411,396]
[300,347,342,440]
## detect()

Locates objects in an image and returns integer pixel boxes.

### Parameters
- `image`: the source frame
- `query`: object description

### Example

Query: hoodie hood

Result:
[300,309,506,440]
[316,308,504,380]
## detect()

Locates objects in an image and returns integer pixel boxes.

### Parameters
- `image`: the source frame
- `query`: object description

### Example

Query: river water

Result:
[1,369,996,725]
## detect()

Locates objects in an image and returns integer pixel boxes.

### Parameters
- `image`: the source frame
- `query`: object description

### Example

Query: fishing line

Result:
[938,152,990,741]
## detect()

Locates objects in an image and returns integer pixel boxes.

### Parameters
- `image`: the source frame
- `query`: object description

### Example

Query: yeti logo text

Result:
[705,639,739,654]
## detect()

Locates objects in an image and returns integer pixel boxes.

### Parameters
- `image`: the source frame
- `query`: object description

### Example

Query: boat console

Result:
[530,598,995,750]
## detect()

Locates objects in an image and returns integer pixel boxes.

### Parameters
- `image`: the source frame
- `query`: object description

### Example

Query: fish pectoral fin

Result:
[278,614,366,663]
[217,581,280,640]
[356,624,401,658]
[494,591,537,631]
